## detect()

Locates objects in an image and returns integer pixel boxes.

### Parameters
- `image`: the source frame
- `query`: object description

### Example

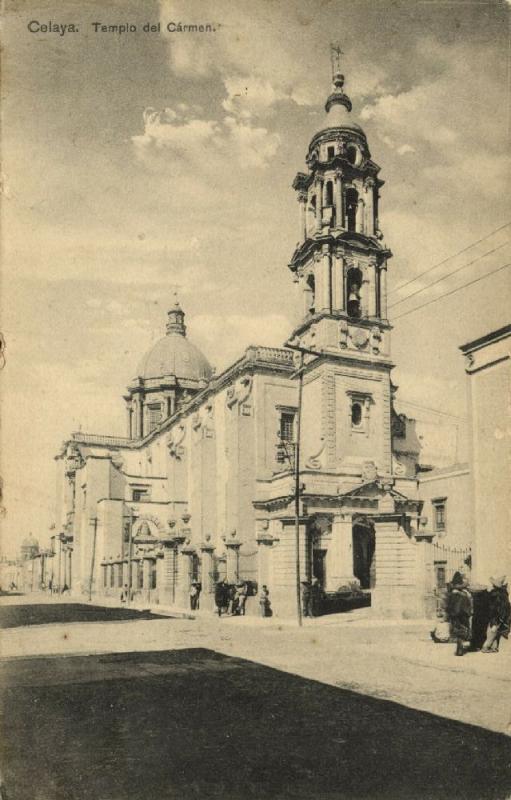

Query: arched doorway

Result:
[352,518,375,590]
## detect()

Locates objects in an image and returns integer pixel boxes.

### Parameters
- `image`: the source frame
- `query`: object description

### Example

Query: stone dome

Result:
[313,70,366,139]
[136,334,213,381]
[136,301,213,382]
[22,534,39,548]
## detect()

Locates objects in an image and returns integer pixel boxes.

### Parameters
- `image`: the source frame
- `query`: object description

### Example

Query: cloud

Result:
[190,312,292,372]
[133,103,280,170]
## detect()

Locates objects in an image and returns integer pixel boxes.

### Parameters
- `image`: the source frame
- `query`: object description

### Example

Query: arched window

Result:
[347,144,358,165]
[346,267,362,318]
[345,188,358,232]
[351,402,363,427]
[325,181,333,206]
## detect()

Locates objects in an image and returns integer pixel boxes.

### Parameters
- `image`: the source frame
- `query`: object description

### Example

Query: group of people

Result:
[431,572,510,657]
[213,580,272,618]
[214,579,249,617]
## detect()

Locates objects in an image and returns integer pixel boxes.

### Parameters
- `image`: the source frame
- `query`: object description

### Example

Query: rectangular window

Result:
[432,499,447,531]
[327,145,335,159]
[280,412,295,443]
[151,561,157,590]
[147,403,162,433]
[132,488,150,502]
[435,563,447,589]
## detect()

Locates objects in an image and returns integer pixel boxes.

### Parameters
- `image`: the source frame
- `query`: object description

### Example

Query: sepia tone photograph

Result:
[1,1,510,798]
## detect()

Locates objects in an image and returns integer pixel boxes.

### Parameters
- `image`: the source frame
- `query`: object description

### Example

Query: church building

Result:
[54,63,437,618]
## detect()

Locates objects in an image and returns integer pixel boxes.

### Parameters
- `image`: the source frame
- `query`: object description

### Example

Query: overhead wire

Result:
[391,261,511,322]
[388,221,511,297]
[388,240,510,309]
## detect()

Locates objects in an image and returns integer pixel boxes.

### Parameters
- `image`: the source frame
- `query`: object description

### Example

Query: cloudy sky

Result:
[2,0,510,557]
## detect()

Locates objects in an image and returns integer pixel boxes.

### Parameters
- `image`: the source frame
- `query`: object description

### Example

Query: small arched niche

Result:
[306,273,316,314]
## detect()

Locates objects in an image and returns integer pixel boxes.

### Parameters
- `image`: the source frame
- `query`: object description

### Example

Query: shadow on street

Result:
[0,603,168,628]
[1,648,511,800]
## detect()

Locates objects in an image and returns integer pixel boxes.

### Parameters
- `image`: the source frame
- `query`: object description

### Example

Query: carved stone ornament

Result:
[305,437,326,470]
[370,326,382,354]
[167,424,186,459]
[352,328,369,349]
[392,455,407,477]
[339,320,349,349]
[361,461,377,483]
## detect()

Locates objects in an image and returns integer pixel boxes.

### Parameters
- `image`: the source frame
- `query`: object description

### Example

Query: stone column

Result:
[367,266,377,318]
[356,198,365,234]
[125,402,132,438]
[159,542,176,605]
[365,181,374,236]
[332,252,344,312]
[319,245,331,312]
[298,192,307,241]
[200,540,216,611]
[361,266,370,318]
[315,179,323,232]
[335,172,343,229]
[226,538,241,583]
[142,557,151,602]
[325,514,355,591]
[138,397,144,439]
[175,542,193,609]
[380,265,388,319]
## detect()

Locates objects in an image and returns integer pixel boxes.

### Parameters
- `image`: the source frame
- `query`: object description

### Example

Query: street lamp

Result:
[283,340,324,626]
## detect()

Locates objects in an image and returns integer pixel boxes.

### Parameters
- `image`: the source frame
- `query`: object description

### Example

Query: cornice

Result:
[289,233,391,270]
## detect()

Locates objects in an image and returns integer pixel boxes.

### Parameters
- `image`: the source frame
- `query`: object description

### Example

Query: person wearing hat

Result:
[481,576,511,653]
[447,572,473,656]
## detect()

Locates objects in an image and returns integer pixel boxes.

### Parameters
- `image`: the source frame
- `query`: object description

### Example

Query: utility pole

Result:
[88,517,98,602]
[284,340,324,627]
[294,352,304,627]
[127,506,134,607]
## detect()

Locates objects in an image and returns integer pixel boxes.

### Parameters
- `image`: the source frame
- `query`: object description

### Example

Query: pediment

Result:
[339,480,409,501]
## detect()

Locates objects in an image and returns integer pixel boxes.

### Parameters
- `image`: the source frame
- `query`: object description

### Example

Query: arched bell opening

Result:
[306,273,316,314]
[346,267,362,319]
[345,187,358,232]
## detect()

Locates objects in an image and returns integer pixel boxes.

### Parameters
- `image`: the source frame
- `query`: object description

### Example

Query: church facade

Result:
[54,66,436,618]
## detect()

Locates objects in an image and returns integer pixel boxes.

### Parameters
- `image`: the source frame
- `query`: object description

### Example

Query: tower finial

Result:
[326,41,352,114]
[166,285,186,336]
[330,42,344,81]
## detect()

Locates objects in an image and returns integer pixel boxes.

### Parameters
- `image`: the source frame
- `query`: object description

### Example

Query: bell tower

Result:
[289,45,391,356]
[287,46,395,480]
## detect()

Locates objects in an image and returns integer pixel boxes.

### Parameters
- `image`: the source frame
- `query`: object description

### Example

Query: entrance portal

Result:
[352,520,375,590]
[312,549,326,588]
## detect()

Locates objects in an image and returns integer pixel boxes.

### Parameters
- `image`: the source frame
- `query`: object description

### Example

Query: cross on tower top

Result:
[330,42,344,77]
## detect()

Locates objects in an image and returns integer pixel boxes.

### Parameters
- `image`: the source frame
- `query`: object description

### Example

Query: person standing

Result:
[482,576,510,653]
[447,572,473,656]
[235,582,247,616]
[215,579,227,617]
[189,581,199,611]
[259,585,270,618]
[301,581,313,618]
[310,577,323,617]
